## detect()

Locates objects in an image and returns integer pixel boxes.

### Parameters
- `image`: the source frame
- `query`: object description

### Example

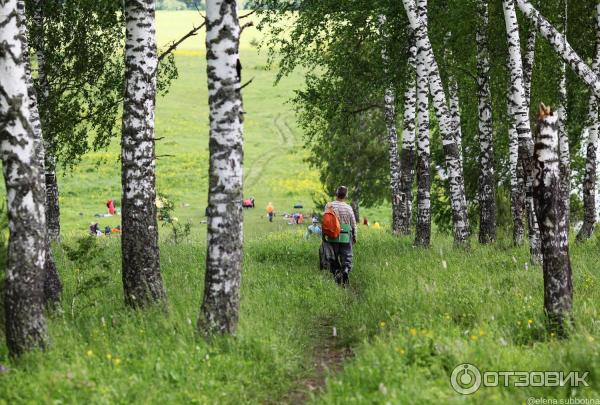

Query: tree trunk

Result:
[378,15,403,235]
[510,28,536,246]
[557,0,570,223]
[503,0,542,263]
[577,4,600,242]
[198,0,244,336]
[534,105,573,336]
[403,0,470,245]
[516,0,600,98]
[18,0,62,306]
[398,32,418,235]
[351,191,360,224]
[32,0,60,244]
[445,34,464,169]
[0,0,48,355]
[413,0,431,247]
[121,0,167,308]
[476,0,496,244]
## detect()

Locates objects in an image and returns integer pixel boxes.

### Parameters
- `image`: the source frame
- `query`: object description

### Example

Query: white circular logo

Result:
[451,363,482,395]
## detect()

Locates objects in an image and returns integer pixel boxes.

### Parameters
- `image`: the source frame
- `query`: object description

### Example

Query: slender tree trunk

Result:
[445,33,464,168]
[121,0,166,308]
[557,0,570,223]
[399,33,418,235]
[351,190,360,224]
[510,28,536,246]
[32,0,60,244]
[18,0,61,306]
[577,4,600,242]
[403,0,470,245]
[378,15,403,235]
[0,0,48,355]
[476,0,496,244]
[414,0,431,247]
[534,105,573,336]
[503,0,542,263]
[198,0,244,336]
[516,0,600,98]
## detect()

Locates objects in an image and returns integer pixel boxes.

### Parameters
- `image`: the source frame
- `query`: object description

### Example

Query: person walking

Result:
[266,202,274,222]
[323,186,356,286]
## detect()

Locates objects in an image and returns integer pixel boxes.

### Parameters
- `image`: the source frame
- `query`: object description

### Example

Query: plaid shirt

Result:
[328,200,357,241]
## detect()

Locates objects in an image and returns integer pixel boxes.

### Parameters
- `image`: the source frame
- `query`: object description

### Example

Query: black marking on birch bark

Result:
[198,0,244,337]
[403,0,470,245]
[17,0,62,306]
[533,106,573,336]
[577,4,600,242]
[503,0,541,263]
[378,15,404,235]
[121,0,167,308]
[413,0,431,247]
[1,0,48,355]
[476,0,496,244]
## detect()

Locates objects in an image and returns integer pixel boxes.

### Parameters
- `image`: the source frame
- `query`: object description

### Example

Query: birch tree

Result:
[378,14,403,235]
[403,0,470,245]
[533,104,573,335]
[476,0,496,244]
[31,0,60,243]
[121,0,167,307]
[577,3,600,242]
[557,0,570,222]
[18,0,61,306]
[414,0,431,247]
[503,0,542,263]
[516,0,600,98]
[197,0,244,336]
[399,34,417,235]
[0,0,48,355]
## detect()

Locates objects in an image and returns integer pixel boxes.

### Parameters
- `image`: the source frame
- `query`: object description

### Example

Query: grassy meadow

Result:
[0,10,600,405]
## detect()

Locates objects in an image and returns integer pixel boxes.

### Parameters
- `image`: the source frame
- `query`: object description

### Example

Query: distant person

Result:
[322,186,356,287]
[363,217,369,226]
[266,202,274,222]
[107,199,116,215]
[305,217,322,239]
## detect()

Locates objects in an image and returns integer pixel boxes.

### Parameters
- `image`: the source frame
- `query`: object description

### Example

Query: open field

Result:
[1,10,600,405]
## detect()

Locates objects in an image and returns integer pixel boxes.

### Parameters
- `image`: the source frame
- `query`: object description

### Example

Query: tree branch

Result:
[158,20,207,62]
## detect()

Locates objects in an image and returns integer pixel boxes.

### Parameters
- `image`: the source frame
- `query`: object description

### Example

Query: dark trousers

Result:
[330,242,353,285]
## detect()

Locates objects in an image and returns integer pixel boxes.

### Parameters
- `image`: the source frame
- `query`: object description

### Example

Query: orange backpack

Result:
[322,205,341,239]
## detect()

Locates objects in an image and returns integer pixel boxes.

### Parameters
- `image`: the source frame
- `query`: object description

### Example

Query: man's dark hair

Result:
[336,186,348,199]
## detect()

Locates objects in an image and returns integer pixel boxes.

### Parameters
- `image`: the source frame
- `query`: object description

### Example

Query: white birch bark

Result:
[533,106,573,335]
[121,0,167,307]
[476,0,496,244]
[414,0,431,247]
[503,0,542,263]
[0,0,48,355]
[577,3,600,242]
[403,0,470,245]
[557,0,570,223]
[399,33,418,235]
[198,0,244,336]
[378,15,404,235]
[516,0,600,98]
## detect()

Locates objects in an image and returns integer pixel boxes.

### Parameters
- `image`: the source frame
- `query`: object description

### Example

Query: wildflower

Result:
[479,330,485,337]
[395,348,405,355]
[528,319,533,325]
[106,354,112,360]
[588,336,595,343]
[517,321,521,326]
[409,328,417,337]
[86,350,93,357]
[550,332,556,337]
[470,335,478,341]
[113,358,121,366]
[444,313,451,320]
[379,321,386,329]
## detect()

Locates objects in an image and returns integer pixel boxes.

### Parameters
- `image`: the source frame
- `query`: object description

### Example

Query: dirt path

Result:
[275,318,353,405]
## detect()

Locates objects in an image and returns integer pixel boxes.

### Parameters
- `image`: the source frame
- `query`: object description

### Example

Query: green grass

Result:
[1,10,600,405]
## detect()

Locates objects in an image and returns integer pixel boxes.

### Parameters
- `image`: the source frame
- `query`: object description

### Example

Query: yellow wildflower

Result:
[588,336,595,343]
[106,354,112,360]
[470,335,478,341]
[113,358,121,366]
[379,321,386,328]
[409,328,417,337]
[86,350,93,357]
